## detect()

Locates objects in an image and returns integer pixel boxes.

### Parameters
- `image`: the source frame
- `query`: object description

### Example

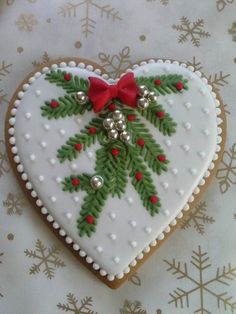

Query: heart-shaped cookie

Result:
[5,58,226,288]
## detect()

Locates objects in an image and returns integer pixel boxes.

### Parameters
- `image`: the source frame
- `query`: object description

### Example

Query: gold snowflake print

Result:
[181,202,215,235]
[0,61,12,82]
[0,90,8,106]
[98,46,132,79]
[57,293,97,313]
[3,192,26,215]
[172,17,210,47]
[216,143,236,193]
[165,246,236,313]
[229,22,236,41]
[58,0,121,37]
[0,140,10,178]
[217,0,235,12]
[15,14,38,32]
[24,239,66,279]
[32,51,51,67]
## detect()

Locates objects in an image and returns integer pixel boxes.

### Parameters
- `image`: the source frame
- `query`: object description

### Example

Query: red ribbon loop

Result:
[88,72,139,113]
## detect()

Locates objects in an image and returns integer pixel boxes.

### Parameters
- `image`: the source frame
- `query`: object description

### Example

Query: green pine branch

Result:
[126,144,160,215]
[45,70,89,93]
[57,118,104,162]
[135,74,188,95]
[62,174,91,193]
[41,94,92,120]
[137,102,177,136]
[124,108,168,175]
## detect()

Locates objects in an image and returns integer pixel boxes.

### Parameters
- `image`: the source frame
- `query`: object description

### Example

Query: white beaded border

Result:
[8,59,223,282]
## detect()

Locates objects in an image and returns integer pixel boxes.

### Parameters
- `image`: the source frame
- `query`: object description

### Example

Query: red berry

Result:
[127,114,136,121]
[111,148,119,156]
[74,143,82,151]
[157,154,166,162]
[50,100,59,108]
[135,172,143,181]
[137,138,145,147]
[149,195,158,204]
[89,127,96,135]
[64,73,71,81]
[175,82,184,91]
[108,103,116,111]
[156,111,165,119]
[154,79,161,86]
[72,178,80,186]
[86,215,94,224]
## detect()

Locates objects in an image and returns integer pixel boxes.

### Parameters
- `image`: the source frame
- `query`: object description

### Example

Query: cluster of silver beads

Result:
[103,110,130,142]
[137,85,158,109]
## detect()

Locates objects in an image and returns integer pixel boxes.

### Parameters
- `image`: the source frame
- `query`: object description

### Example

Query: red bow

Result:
[88,72,139,113]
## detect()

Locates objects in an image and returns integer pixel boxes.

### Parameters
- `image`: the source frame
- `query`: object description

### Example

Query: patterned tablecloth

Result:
[0,1,236,313]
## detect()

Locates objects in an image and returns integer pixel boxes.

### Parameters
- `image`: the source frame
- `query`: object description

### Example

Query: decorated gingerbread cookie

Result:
[5,58,226,288]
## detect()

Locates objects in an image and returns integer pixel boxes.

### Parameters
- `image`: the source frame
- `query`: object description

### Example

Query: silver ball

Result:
[120,131,131,142]
[148,91,158,102]
[137,97,149,109]
[112,110,124,122]
[90,175,104,190]
[115,120,126,131]
[139,85,149,97]
[108,129,119,140]
[75,91,88,105]
[103,118,114,130]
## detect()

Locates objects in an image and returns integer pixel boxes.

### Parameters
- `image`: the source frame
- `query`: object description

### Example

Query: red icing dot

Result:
[156,111,165,119]
[149,195,158,204]
[127,114,136,121]
[72,178,80,186]
[157,154,166,162]
[154,79,161,86]
[135,172,143,181]
[89,127,97,135]
[108,103,116,111]
[111,148,119,156]
[64,73,71,81]
[175,82,184,91]
[74,143,82,151]
[86,215,94,224]
[137,138,145,147]
[50,100,59,108]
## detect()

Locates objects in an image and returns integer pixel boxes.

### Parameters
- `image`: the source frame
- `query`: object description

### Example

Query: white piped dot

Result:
[56,177,62,184]
[50,196,56,203]
[202,129,210,136]
[29,154,36,161]
[43,124,50,131]
[199,88,206,95]
[25,112,31,120]
[125,196,133,205]
[35,90,41,97]
[73,243,79,251]
[76,117,82,124]
[24,133,31,141]
[9,118,15,125]
[167,99,174,106]
[144,227,152,234]
[113,257,120,264]
[183,122,191,130]
[189,168,197,175]
[70,163,77,170]
[171,168,178,175]
[184,102,191,109]
[142,68,149,74]
[176,189,184,196]
[96,246,103,253]
[202,107,210,115]
[38,175,44,182]
[59,129,66,136]
[109,233,117,241]
[86,151,93,159]
[182,144,190,152]
[161,182,169,190]
[198,151,206,159]
[130,241,137,248]
[164,139,172,147]
[163,209,170,216]
[109,212,116,220]
[40,141,47,148]
[65,212,72,220]
[49,158,56,165]
[129,220,137,228]
[73,196,79,203]
[18,91,24,99]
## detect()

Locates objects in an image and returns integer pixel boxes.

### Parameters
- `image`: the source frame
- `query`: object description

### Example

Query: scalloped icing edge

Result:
[7,59,223,282]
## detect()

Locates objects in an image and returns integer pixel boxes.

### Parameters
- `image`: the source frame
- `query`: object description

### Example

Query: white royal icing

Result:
[9,59,222,280]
